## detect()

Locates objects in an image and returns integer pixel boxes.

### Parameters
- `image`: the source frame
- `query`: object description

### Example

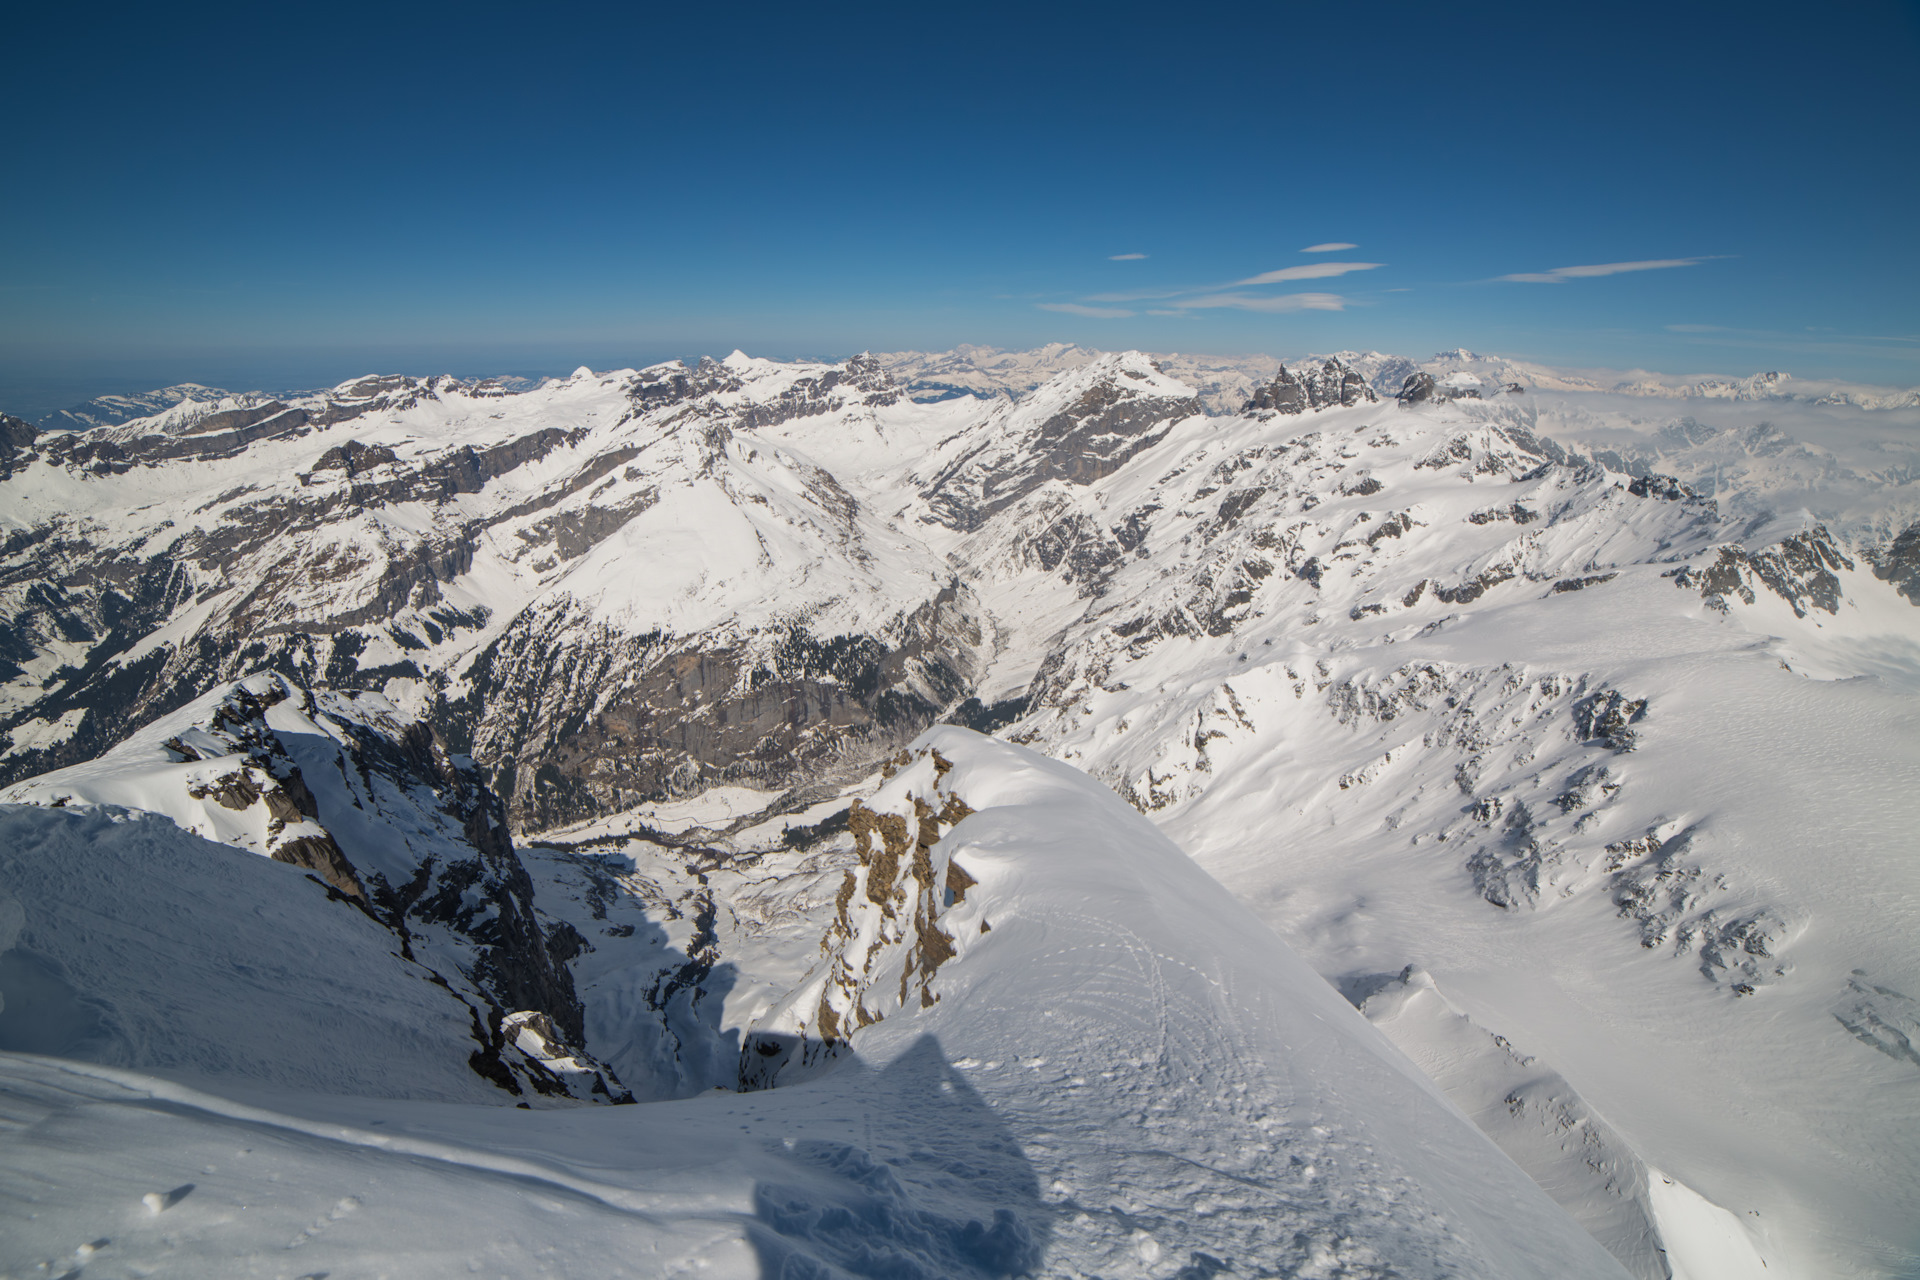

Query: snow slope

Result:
[977,391,1920,1277]
[0,805,505,1101]
[0,729,1627,1279]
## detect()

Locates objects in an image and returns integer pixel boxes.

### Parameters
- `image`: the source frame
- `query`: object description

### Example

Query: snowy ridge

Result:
[33,382,240,432]
[1,729,1630,1278]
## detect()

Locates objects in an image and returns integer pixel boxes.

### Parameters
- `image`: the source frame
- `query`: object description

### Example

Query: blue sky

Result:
[4,0,1917,415]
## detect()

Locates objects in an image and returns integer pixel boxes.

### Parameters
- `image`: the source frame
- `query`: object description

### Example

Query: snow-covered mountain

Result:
[875,344,1278,414]
[32,382,241,433]
[3,345,1918,1277]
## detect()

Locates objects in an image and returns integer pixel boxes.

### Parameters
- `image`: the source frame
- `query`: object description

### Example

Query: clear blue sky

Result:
[5,0,1917,415]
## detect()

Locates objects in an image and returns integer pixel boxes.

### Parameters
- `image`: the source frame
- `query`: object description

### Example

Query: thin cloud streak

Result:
[1500,257,1714,283]
[1302,242,1358,253]
[1088,286,1202,303]
[1235,262,1381,285]
[1089,260,1382,304]
[1037,302,1135,318]
[1171,292,1348,313]
[1108,253,1148,260]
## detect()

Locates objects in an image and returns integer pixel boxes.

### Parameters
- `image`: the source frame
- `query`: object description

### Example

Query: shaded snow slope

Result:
[0,673,629,1104]
[0,805,506,1101]
[0,729,1626,1279]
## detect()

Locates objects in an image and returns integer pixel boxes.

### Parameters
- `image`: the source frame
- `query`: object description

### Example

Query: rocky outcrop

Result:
[1246,358,1376,414]
[0,414,38,479]
[1671,526,1854,617]
[1872,520,1920,605]
[738,745,977,1089]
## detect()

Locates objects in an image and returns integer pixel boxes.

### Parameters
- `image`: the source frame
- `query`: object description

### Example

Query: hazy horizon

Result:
[8,0,1916,418]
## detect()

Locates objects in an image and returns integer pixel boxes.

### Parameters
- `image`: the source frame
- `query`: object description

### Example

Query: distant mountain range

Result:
[27,347,1919,435]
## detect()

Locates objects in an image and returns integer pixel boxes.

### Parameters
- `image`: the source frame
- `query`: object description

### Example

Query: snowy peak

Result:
[1,673,364,895]
[33,382,237,432]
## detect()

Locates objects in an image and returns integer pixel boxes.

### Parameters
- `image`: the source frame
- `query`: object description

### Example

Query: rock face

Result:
[739,745,977,1089]
[1874,519,1920,604]
[457,582,989,829]
[1246,358,1377,414]
[918,352,1205,530]
[0,414,37,479]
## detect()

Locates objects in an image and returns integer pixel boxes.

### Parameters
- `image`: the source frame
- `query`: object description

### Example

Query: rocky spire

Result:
[1247,358,1377,414]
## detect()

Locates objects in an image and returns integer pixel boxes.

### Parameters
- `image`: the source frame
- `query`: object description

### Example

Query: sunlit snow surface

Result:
[0,731,1626,1279]
[975,397,1919,1278]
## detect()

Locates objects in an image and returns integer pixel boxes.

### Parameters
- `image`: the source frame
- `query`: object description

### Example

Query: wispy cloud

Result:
[1108,252,1148,260]
[1044,257,1378,318]
[1235,261,1380,285]
[1090,260,1383,304]
[1088,286,1198,303]
[1302,242,1358,253]
[1500,257,1716,284]
[1037,302,1136,318]
[1665,323,1727,333]
[1170,292,1348,313]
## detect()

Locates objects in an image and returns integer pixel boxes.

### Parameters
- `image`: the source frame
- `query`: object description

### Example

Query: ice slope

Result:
[0,729,1627,1279]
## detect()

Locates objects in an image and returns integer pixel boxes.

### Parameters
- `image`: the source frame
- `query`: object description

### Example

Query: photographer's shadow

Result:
[747,1033,1053,1280]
